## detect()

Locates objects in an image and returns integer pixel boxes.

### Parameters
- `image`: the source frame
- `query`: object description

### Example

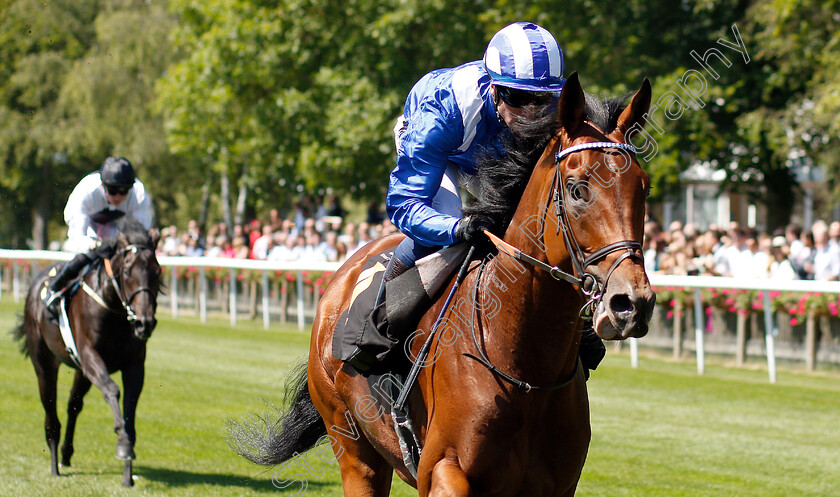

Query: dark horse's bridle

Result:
[86,244,157,327]
[466,140,644,392]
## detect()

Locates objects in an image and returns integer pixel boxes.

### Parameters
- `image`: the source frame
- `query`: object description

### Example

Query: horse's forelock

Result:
[583,93,631,134]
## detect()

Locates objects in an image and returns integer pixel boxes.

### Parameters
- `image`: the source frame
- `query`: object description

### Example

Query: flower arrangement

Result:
[653,287,840,326]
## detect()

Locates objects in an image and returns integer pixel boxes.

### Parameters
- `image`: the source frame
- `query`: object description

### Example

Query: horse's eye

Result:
[567,181,590,203]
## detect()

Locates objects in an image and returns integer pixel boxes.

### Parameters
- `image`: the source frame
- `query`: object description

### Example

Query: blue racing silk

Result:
[387,61,507,247]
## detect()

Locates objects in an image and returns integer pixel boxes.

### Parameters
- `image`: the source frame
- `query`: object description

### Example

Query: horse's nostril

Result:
[610,294,634,314]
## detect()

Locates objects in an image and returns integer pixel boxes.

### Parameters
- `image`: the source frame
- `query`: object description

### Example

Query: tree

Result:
[0,0,179,247]
[0,0,100,248]
[155,0,492,224]
[58,1,183,226]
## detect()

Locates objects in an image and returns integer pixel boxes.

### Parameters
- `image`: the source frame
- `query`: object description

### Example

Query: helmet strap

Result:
[491,86,507,129]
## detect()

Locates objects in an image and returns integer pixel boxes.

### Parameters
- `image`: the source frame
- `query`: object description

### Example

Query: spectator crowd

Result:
[147,189,840,281]
[644,218,840,281]
[154,195,396,264]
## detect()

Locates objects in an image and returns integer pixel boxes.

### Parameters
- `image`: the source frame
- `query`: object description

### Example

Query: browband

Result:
[555,142,636,163]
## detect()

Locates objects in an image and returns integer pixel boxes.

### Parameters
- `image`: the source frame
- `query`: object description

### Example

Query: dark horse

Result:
[13,217,161,487]
[230,73,655,496]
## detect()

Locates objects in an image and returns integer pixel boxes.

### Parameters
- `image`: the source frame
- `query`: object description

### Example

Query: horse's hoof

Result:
[122,477,135,487]
[115,445,135,461]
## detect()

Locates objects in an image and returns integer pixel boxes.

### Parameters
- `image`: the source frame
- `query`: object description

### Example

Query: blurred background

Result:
[1,0,838,250]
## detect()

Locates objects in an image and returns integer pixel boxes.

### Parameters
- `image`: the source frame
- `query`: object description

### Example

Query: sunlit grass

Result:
[1,297,838,496]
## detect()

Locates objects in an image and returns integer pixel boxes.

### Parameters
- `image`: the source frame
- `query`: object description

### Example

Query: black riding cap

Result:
[100,157,135,188]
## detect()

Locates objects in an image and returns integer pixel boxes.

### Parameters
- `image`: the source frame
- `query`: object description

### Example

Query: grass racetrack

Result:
[1,296,839,496]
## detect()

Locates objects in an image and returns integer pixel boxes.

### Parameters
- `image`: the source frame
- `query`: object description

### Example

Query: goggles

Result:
[105,185,131,196]
[498,86,558,108]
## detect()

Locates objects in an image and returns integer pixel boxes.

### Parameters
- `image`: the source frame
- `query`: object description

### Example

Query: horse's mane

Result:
[117,217,154,248]
[463,93,630,234]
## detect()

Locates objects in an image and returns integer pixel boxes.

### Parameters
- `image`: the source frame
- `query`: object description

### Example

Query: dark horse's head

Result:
[112,218,161,341]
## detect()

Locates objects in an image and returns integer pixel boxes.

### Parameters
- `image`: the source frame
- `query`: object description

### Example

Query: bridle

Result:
[464,140,645,392]
[551,141,644,316]
[487,140,644,318]
[89,244,158,325]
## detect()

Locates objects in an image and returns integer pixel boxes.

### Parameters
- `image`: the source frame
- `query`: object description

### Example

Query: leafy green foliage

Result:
[3,0,840,244]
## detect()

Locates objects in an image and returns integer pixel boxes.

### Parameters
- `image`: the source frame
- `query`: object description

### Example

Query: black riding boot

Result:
[579,319,606,379]
[44,253,93,305]
[347,256,411,373]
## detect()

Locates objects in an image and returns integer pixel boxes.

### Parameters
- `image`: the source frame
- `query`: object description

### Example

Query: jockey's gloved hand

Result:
[455,216,493,245]
[92,238,119,259]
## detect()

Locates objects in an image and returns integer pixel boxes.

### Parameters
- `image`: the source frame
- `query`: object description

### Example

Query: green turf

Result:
[1,297,838,496]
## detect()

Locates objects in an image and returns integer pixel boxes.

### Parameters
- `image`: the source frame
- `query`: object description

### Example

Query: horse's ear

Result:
[615,77,652,136]
[150,228,161,249]
[557,72,585,135]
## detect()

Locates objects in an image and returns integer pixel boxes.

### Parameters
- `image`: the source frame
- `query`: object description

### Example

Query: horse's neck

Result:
[466,152,582,377]
[475,232,582,381]
[93,262,119,303]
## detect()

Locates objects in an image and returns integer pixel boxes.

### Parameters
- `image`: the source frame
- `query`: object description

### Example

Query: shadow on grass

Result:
[137,465,335,493]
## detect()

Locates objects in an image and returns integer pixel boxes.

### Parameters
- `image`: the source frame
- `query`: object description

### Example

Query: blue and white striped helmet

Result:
[483,22,565,92]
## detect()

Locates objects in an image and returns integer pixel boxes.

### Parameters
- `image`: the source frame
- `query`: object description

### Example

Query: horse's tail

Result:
[10,314,30,358]
[226,361,327,466]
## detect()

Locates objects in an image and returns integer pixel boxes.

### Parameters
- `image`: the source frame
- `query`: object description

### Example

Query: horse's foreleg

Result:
[423,458,472,497]
[80,352,129,460]
[61,370,92,467]
[31,343,61,477]
[120,363,145,461]
[122,459,133,487]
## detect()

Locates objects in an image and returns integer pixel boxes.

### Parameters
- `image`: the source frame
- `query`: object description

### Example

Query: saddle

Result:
[41,262,97,326]
[332,244,470,376]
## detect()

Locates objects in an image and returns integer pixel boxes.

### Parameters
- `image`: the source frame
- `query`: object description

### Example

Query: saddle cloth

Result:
[331,244,470,374]
[40,269,83,367]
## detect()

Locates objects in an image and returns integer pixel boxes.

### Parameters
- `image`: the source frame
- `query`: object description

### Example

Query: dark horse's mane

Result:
[463,92,631,234]
[117,217,154,248]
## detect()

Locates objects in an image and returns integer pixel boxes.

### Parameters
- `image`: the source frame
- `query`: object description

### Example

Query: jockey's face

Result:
[492,85,557,135]
[105,185,130,206]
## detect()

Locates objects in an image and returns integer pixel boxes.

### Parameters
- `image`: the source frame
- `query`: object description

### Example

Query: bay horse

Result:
[13,217,161,487]
[230,73,655,496]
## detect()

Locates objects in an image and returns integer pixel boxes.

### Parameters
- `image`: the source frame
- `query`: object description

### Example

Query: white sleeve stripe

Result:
[451,65,484,152]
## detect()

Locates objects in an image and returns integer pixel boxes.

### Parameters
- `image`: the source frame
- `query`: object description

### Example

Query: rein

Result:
[464,259,581,392]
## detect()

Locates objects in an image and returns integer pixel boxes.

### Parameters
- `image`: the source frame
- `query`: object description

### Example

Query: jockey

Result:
[43,157,154,306]
[347,22,605,374]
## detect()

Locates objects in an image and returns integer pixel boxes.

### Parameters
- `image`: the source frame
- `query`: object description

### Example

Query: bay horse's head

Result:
[112,219,162,341]
[543,72,655,339]
[496,72,654,340]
